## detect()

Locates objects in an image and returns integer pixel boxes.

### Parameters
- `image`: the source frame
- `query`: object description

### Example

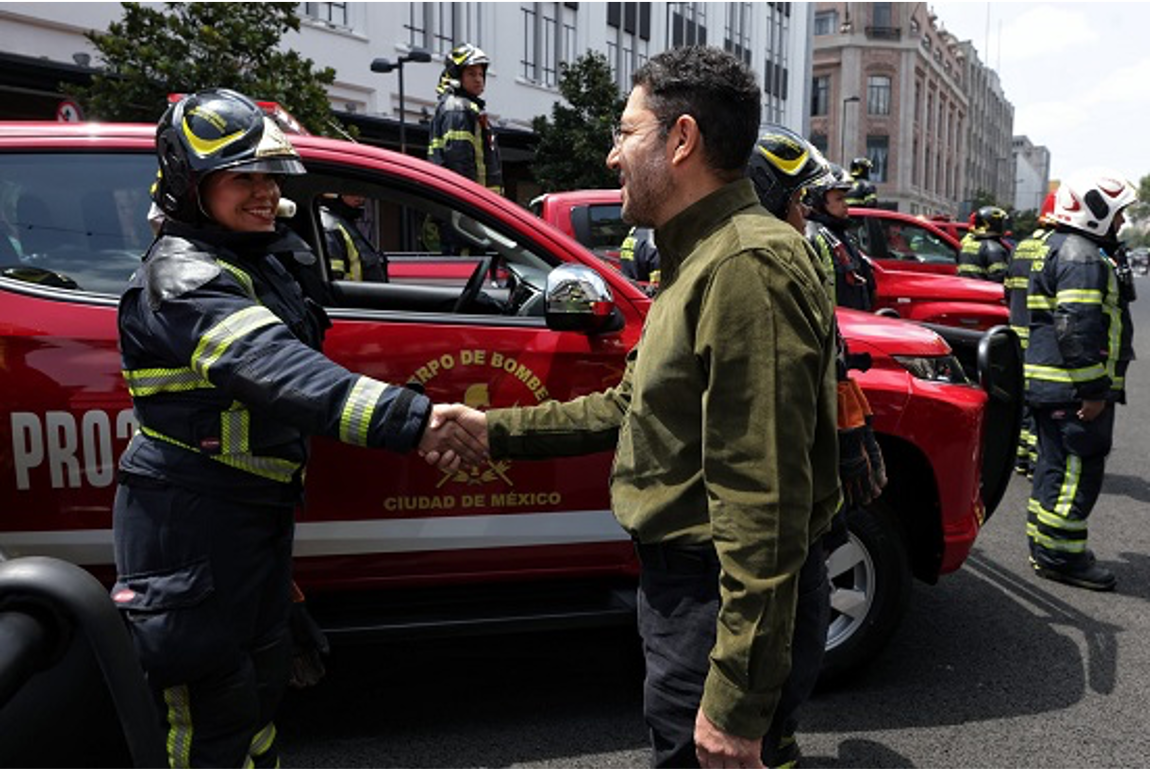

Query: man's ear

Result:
[669,114,701,167]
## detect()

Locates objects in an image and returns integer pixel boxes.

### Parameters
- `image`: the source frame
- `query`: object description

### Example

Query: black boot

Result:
[1030,553,1116,592]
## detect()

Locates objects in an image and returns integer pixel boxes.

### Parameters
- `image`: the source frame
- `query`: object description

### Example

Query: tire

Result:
[819,502,912,682]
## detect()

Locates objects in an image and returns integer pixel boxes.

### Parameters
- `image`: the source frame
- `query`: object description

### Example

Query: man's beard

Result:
[622,148,675,228]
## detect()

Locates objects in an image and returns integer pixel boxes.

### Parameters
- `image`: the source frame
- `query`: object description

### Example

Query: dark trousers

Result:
[112,477,294,767]
[637,540,828,768]
[1027,404,1115,568]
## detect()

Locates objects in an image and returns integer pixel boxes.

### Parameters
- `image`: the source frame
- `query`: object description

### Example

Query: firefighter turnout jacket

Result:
[805,214,875,311]
[117,222,430,504]
[1024,230,1124,406]
[958,232,1010,283]
[1006,227,1054,349]
[620,226,661,289]
[428,84,503,193]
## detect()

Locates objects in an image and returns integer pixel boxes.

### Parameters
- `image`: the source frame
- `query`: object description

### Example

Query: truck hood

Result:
[836,308,951,356]
[873,262,1006,305]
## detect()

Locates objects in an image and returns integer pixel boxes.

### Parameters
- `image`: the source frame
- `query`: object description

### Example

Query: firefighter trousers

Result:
[1027,404,1115,569]
[112,476,294,767]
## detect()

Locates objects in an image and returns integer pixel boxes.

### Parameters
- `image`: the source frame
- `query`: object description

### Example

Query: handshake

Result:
[417,403,490,471]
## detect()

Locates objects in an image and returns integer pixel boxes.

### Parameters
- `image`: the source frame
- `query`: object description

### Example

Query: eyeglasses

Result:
[611,119,664,148]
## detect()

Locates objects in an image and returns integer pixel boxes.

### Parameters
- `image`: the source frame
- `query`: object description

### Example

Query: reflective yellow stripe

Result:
[1056,289,1103,305]
[1027,295,1056,310]
[958,264,985,275]
[123,367,213,396]
[1055,454,1082,521]
[164,685,193,768]
[432,128,487,186]
[1024,363,1106,383]
[340,376,386,446]
[1026,521,1088,553]
[336,223,363,281]
[220,402,250,455]
[1004,276,1029,289]
[139,423,300,484]
[1104,268,1122,381]
[218,260,257,300]
[191,305,280,378]
[249,722,277,758]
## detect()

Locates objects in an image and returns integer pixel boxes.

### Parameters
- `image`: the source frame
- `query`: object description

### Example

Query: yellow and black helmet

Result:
[972,205,1010,236]
[444,43,490,82]
[746,125,830,220]
[154,88,305,222]
[849,156,873,180]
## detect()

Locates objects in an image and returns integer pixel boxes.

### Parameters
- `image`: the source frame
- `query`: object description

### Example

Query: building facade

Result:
[0,2,813,204]
[1012,134,1051,214]
[810,2,1016,218]
[957,39,1015,214]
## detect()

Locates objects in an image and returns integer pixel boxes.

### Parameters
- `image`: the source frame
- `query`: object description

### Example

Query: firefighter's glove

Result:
[837,377,886,508]
[838,426,875,509]
[863,416,888,492]
[288,585,330,689]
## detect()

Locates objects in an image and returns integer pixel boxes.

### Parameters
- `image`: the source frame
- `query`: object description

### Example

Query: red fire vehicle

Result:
[0,123,1020,678]
[534,190,1008,331]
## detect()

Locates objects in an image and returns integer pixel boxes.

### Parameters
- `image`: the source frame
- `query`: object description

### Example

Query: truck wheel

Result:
[820,502,912,682]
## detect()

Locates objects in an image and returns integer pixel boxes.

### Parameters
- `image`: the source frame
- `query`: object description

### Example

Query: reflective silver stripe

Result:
[1024,363,1106,383]
[123,366,213,396]
[164,685,193,768]
[1028,497,1087,533]
[340,376,387,446]
[191,305,280,378]
[218,260,257,300]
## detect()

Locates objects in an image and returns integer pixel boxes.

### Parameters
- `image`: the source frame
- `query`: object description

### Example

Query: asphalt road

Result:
[279,274,1150,768]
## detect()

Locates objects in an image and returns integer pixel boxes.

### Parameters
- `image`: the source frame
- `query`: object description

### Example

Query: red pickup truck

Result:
[533,190,1008,332]
[0,123,1020,678]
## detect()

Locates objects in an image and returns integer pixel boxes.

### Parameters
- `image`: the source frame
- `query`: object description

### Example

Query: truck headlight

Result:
[891,354,971,385]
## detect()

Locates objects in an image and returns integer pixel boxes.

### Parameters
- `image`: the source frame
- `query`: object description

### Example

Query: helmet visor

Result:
[225,157,306,176]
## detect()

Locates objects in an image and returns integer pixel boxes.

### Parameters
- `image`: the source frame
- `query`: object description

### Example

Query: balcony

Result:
[866,26,902,41]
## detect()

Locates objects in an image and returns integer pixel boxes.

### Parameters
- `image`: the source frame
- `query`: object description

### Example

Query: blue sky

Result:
[930,1,1149,184]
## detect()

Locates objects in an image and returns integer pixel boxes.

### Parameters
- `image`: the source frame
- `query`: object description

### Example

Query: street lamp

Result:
[841,95,860,164]
[370,48,433,156]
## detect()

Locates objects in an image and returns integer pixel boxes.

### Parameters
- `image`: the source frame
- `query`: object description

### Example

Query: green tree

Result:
[531,52,625,191]
[68,2,348,137]
[1123,174,1150,227]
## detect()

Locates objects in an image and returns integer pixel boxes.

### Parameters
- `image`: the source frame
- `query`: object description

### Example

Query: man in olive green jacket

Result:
[469,47,839,768]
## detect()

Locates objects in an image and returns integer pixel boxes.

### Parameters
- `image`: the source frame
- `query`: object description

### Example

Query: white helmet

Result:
[1053,167,1137,237]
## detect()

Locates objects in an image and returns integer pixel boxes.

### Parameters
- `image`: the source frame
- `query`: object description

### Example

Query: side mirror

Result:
[545,264,619,333]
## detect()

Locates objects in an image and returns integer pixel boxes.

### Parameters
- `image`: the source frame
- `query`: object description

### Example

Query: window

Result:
[1,153,155,295]
[668,2,707,47]
[724,3,753,66]
[872,2,892,29]
[761,2,790,122]
[406,3,483,52]
[811,75,829,116]
[867,75,891,115]
[302,2,348,27]
[866,135,889,183]
[810,132,828,155]
[607,3,651,39]
[521,3,578,88]
[814,10,837,35]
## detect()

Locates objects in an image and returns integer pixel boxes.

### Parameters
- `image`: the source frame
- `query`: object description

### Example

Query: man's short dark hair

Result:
[633,46,761,178]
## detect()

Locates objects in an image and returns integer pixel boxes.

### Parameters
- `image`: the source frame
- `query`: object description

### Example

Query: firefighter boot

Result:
[1030,552,1116,592]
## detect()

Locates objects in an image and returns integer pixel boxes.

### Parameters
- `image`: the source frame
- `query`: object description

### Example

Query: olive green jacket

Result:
[487,179,840,738]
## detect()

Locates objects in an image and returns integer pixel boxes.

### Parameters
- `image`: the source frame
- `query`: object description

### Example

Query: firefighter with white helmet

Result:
[1024,167,1137,591]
